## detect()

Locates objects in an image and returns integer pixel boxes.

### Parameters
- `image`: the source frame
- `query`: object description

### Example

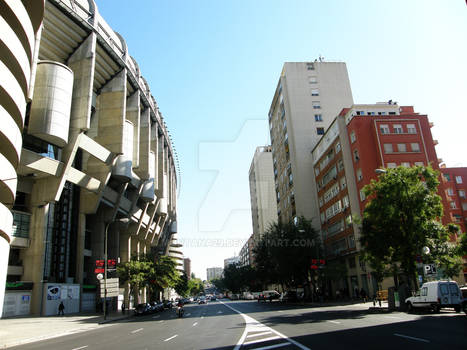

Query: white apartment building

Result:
[268,61,353,228]
[249,146,278,240]
[206,267,223,281]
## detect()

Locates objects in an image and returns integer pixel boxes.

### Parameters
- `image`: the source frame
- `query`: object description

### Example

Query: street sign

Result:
[424,264,437,276]
[96,273,103,280]
[99,278,119,297]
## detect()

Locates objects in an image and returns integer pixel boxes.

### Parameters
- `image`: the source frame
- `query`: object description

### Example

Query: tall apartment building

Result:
[224,256,240,268]
[249,146,278,240]
[268,61,353,228]
[184,258,191,279]
[439,168,467,281]
[206,267,223,281]
[239,234,255,267]
[312,103,447,297]
[1,0,179,317]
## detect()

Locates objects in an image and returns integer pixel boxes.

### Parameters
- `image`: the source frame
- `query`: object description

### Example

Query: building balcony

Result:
[10,236,30,249]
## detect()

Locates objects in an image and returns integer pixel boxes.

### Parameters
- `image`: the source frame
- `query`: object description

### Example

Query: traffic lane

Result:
[9,302,245,350]
[227,300,467,350]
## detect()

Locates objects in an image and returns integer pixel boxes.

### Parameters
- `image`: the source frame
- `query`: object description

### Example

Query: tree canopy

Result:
[360,165,463,289]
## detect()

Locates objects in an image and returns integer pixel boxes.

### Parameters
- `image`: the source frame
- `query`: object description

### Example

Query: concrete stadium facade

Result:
[1,0,179,317]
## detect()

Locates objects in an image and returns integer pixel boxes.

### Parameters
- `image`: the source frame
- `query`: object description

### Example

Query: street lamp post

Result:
[103,221,110,320]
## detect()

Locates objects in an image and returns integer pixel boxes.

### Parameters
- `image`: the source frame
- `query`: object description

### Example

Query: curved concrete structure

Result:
[0,0,45,318]
[28,61,74,147]
[1,0,179,316]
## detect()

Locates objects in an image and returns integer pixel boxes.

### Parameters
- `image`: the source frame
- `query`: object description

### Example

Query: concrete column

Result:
[75,212,86,312]
[135,108,151,180]
[126,91,140,169]
[67,32,97,134]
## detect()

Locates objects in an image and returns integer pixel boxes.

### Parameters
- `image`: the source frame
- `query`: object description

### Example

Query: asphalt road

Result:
[9,300,467,350]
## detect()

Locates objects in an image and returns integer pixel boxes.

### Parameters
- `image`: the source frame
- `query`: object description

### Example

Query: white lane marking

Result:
[220,301,310,350]
[243,336,281,345]
[72,346,88,350]
[192,322,198,327]
[394,333,430,343]
[246,331,272,338]
[152,315,160,318]
[158,320,164,323]
[328,320,341,324]
[250,343,291,350]
[384,316,402,320]
[164,334,178,342]
[278,310,284,313]
[131,328,143,334]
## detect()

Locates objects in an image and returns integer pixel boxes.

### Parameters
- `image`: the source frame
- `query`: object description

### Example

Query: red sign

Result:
[94,268,105,274]
[95,259,116,269]
[96,260,105,268]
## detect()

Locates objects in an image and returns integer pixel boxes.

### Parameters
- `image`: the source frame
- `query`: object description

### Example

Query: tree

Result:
[188,278,204,296]
[360,165,462,290]
[150,255,179,292]
[175,272,190,297]
[117,254,155,304]
[253,216,321,292]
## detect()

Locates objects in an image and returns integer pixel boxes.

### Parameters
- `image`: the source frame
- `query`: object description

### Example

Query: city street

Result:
[7,300,466,350]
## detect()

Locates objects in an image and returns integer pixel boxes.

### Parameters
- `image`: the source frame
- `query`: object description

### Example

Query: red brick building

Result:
[311,103,456,297]
[440,167,467,280]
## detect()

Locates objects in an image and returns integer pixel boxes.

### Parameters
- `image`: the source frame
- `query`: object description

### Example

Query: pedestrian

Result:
[360,288,367,303]
[121,302,126,314]
[58,301,65,316]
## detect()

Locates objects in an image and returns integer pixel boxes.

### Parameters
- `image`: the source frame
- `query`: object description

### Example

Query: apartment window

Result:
[319,196,323,207]
[342,195,350,208]
[360,189,366,201]
[348,235,356,249]
[311,89,319,96]
[450,201,457,209]
[456,176,463,184]
[337,159,344,171]
[407,124,416,134]
[315,114,323,121]
[354,149,359,162]
[356,168,363,181]
[443,174,451,181]
[380,124,390,134]
[307,63,315,70]
[350,131,356,143]
[462,203,467,210]
[393,124,403,134]
[340,177,347,190]
[401,162,410,167]
[309,76,317,83]
[314,167,320,176]
[320,212,325,223]
[447,188,454,196]
[459,190,465,198]
[387,162,397,168]
[384,143,393,153]
[312,101,321,109]
[411,143,420,152]
[414,162,424,166]
[335,142,341,153]
[397,143,406,152]
[317,127,325,135]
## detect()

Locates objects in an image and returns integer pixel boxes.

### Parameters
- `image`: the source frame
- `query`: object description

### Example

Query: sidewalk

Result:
[0,311,133,349]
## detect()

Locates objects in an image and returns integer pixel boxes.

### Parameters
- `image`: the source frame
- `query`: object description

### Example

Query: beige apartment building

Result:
[248,146,278,240]
[1,0,179,317]
[268,61,353,228]
[206,267,223,281]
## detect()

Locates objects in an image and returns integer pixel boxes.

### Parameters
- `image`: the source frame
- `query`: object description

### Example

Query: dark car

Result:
[134,303,152,315]
[281,291,299,303]
[163,300,173,309]
[150,301,164,312]
[461,286,467,315]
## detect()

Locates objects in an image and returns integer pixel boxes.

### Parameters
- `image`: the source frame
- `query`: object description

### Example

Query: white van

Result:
[405,281,462,313]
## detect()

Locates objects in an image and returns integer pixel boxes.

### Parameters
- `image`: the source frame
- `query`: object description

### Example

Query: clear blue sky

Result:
[96,0,467,280]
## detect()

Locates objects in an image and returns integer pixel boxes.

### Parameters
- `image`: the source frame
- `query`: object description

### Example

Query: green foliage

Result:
[360,166,462,289]
[188,278,204,295]
[253,216,321,289]
[175,272,189,297]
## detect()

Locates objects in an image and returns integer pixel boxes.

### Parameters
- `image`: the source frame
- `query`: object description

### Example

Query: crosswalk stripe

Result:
[246,331,273,338]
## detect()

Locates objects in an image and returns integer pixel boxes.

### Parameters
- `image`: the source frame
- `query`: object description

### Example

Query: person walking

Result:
[121,302,126,314]
[58,301,65,316]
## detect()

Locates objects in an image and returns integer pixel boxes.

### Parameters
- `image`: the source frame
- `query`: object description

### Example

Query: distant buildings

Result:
[184,258,191,279]
[239,235,255,267]
[206,267,223,281]
[249,146,278,240]
[224,256,240,268]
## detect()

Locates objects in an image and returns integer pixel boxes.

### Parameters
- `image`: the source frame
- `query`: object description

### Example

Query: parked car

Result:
[150,301,164,312]
[258,290,280,302]
[405,281,462,313]
[198,297,207,304]
[163,300,173,309]
[134,303,152,315]
[210,295,217,301]
[460,285,467,315]
[280,291,299,303]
